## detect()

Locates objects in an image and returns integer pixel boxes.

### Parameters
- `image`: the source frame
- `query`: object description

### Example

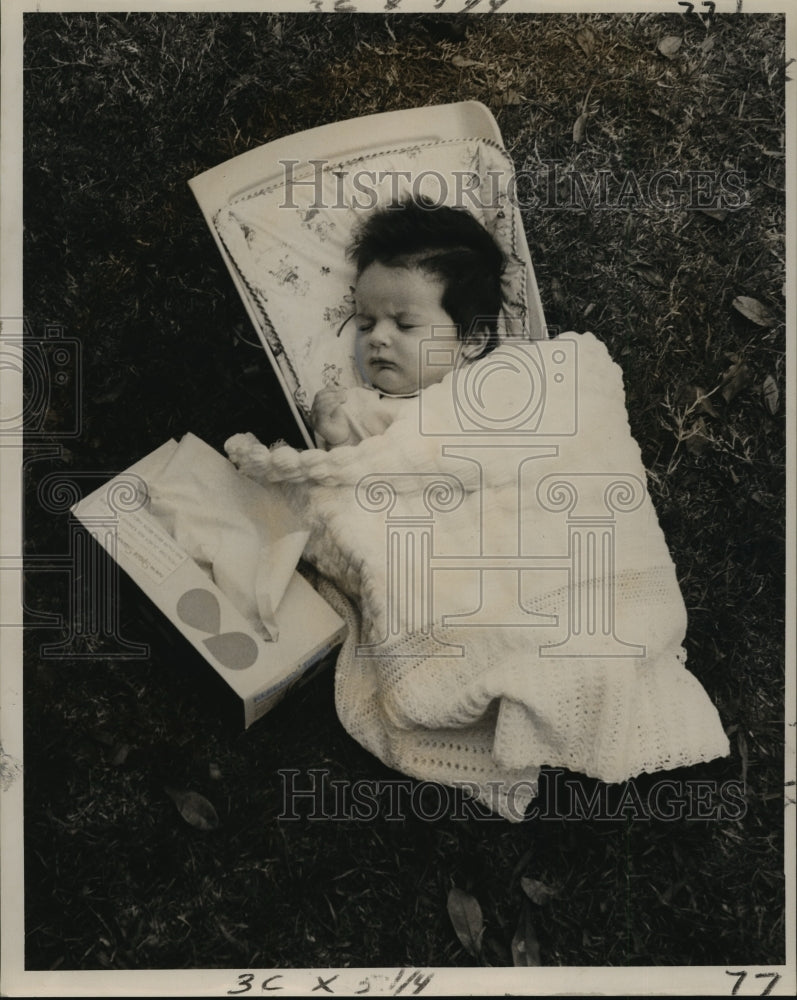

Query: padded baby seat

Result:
[190,102,548,446]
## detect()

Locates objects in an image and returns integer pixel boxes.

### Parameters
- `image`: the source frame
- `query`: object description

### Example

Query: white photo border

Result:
[1,1,794,996]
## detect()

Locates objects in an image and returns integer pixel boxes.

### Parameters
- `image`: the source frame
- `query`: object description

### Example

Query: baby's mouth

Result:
[370,357,396,371]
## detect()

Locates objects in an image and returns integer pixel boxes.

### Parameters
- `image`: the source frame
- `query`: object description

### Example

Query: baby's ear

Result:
[461,324,491,361]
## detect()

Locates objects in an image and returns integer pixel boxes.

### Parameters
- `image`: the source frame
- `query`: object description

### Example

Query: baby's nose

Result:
[369,321,391,346]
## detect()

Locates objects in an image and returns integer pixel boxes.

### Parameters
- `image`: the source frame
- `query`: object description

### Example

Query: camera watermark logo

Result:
[355,335,648,657]
[0,320,82,440]
[419,336,577,437]
[1,317,148,657]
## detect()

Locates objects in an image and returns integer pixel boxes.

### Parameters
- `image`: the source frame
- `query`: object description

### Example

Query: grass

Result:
[19,8,787,973]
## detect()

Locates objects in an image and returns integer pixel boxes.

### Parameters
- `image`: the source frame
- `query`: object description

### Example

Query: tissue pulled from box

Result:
[145,433,309,640]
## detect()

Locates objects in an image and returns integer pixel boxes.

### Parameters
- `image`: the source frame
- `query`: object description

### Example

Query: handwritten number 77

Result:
[727,971,782,996]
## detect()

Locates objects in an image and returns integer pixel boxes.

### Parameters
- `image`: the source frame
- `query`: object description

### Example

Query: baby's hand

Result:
[311,387,352,447]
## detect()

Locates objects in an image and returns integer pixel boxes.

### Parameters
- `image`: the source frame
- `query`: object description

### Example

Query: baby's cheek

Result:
[420,354,456,388]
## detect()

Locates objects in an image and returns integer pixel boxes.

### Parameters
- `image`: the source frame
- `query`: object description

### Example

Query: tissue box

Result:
[70,441,347,727]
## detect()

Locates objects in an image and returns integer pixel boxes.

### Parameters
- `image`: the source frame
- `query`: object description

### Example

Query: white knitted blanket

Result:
[226,332,729,820]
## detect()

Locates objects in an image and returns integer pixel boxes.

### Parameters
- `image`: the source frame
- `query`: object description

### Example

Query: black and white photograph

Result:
[1,0,794,996]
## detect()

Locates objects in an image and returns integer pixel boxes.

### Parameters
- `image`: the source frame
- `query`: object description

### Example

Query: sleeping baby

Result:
[225,194,730,821]
[309,194,506,447]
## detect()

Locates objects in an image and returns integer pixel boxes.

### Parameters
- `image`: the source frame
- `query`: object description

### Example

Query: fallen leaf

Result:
[676,384,721,418]
[736,730,749,788]
[500,89,524,106]
[550,277,565,310]
[698,207,728,222]
[695,386,720,418]
[575,26,595,57]
[511,900,542,966]
[520,876,559,905]
[630,263,666,288]
[572,112,589,145]
[165,786,220,831]
[447,887,484,958]
[732,295,775,327]
[658,35,683,59]
[720,360,753,403]
[762,375,779,414]
[451,55,484,69]
[109,743,130,767]
[684,416,711,456]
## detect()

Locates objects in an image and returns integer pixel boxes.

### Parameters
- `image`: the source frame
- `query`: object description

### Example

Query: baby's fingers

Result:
[312,387,348,419]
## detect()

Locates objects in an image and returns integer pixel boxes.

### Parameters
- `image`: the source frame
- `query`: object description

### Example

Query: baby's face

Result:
[353,262,458,396]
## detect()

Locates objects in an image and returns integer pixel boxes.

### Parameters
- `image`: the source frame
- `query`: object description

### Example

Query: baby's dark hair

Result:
[347,195,505,359]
